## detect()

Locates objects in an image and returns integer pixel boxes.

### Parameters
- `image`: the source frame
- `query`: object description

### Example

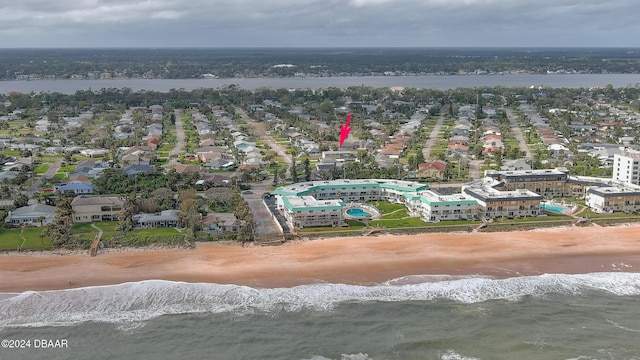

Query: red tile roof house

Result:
[380,143,405,157]
[146,136,161,149]
[448,142,470,152]
[417,160,447,179]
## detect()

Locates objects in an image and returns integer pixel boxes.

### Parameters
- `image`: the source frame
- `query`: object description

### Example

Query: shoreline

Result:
[2,224,640,293]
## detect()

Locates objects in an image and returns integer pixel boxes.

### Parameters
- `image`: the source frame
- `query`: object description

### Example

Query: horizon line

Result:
[1,46,640,51]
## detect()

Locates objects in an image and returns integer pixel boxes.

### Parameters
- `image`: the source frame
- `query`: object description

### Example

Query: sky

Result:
[0,0,639,48]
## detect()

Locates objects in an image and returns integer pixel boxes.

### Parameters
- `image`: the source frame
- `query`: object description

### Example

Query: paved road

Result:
[505,108,532,159]
[168,109,186,166]
[240,179,284,236]
[26,157,63,202]
[469,159,482,180]
[422,115,445,160]
[236,107,292,172]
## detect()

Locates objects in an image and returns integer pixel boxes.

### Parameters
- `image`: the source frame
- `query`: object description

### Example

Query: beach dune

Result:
[2,225,640,292]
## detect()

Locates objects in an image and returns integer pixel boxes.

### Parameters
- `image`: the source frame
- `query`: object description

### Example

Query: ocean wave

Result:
[1,272,640,329]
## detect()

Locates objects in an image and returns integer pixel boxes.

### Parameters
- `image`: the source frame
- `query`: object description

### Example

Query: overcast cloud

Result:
[0,0,638,47]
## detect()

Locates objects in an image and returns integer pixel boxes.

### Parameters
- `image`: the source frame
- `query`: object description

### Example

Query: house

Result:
[199,173,233,186]
[120,153,144,166]
[55,182,96,195]
[80,149,109,158]
[417,160,447,179]
[123,145,153,156]
[132,210,180,228]
[4,204,57,227]
[239,164,260,172]
[174,164,202,174]
[146,136,161,149]
[71,195,124,222]
[202,213,242,233]
[205,158,235,170]
[67,174,91,183]
[123,164,156,177]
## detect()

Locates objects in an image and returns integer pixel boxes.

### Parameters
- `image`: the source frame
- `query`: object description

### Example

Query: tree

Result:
[42,195,76,248]
[178,189,201,242]
[407,155,417,172]
[415,151,425,168]
[13,194,29,208]
[290,157,298,183]
[303,158,312,181]
[273,166,280,186]
[117,196,137,237]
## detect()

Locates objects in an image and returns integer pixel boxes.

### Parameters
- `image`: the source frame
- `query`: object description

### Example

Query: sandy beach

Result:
[2,224,640,292]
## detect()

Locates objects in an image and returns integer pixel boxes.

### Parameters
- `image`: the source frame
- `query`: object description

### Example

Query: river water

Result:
[1,74,640,94]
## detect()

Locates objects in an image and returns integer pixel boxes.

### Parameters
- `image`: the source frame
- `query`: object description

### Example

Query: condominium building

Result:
[463,184,543,219]
[613,151,640,185]
[404,190,477,222]
[273,179,429,204]
[276,196,345,228]
[585,185,640,213]
[272,179,430,229]
[484,168,570,198]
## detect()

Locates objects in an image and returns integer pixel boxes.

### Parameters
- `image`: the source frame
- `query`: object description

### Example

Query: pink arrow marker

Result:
[339,113,352,148]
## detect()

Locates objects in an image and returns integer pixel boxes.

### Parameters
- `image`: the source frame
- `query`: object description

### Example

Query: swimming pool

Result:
[346,208,372,218]
[541,203,568,213]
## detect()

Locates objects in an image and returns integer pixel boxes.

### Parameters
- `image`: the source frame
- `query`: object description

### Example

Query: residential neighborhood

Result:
[2,83,640,250]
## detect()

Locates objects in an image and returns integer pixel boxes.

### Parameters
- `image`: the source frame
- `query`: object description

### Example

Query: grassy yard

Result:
[370,217,427,227]
[58,165,76,173]
[34,164,50,174]
[368,201,405,214]
[0,227,52,251]
[126,227,180,239]
[490,215,571,223]
[157,144,174,152]
[296,219,368,233]
[380,208,408,219]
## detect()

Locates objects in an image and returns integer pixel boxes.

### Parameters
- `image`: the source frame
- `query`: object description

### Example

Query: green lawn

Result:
[490,215,571,223]
[2,150,21,156]
[34,164,50,174]
[369,201,405,214]
[580,209,640,219]
[126,227,180,238]
[71,221,182,241]
[370,217,427,227]
[57,165,75,173]
[157,144,174,152]
[70,221,120,240]
[52,173,69,180]
[0,227,52,250]
[380,209,408,219]
[296,219,368,233]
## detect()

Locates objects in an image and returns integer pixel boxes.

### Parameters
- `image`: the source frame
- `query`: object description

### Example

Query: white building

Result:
[272,179,476,228]
[276,196,345,228]
[613,151,640,186]
[404,190,477,222]
[585,185,640,214]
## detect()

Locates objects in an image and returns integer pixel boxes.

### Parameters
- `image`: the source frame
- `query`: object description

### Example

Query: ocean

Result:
[2,273,640,359]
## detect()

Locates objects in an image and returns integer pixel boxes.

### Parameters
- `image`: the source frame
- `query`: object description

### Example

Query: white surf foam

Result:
[1,272,639,329]
[440,349,481,360]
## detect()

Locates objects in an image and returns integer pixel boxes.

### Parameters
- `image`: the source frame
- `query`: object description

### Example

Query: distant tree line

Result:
[1,48,639,80]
